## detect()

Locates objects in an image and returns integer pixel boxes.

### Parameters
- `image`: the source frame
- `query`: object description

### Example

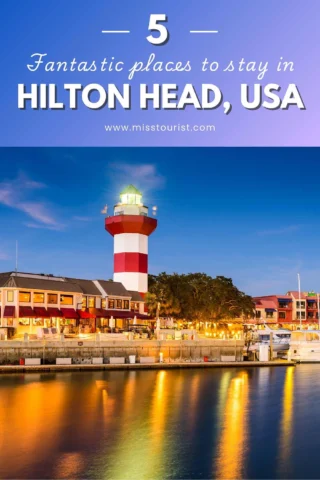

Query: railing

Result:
[111,212,148,217]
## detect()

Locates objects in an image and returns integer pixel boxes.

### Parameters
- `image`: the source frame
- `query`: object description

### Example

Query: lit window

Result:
[297,301,306,309]
[33,292,45,303]
[48,294,58,304]
[101,298,106,309]
[306,333,314,341]
[279,302,288,308]
[7,291,14,302]
[123,300,129,309]
[88,297,95,308]
[82,297,87,309]
[60,295,73,305]
[108,299,115,309]
[19,318,30,326]
[33,318,44,326]
[19,291,31,303]
[116,299,122,309]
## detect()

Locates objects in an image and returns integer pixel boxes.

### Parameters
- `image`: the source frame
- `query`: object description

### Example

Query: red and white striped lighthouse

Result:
[105,185,157,293]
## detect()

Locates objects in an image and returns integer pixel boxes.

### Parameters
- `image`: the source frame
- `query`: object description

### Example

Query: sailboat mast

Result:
[298,273,302,330]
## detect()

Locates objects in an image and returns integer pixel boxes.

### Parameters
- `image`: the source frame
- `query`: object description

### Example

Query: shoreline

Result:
[0,360,294,374]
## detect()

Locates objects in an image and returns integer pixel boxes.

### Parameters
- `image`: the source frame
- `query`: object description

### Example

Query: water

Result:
[0,365,319,479]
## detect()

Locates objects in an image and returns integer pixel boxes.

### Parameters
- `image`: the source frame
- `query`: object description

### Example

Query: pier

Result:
[0,360,294,373]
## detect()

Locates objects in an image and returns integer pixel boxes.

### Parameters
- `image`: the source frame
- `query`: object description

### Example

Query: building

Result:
[0,185,156,338]
[0,272,149,337]
[252,291,320,329]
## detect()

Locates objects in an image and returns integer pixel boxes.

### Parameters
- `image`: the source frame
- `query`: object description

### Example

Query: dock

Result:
[0,360,294,374]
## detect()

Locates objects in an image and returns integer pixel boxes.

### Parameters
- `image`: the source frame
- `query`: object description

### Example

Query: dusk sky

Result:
[0,147,319,296]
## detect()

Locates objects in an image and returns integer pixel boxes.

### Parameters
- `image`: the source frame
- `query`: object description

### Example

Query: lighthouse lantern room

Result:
[105,185,157,294]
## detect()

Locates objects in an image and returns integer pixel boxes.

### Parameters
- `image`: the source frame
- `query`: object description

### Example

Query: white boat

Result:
[245,325,291,353]
[290,330,320,362]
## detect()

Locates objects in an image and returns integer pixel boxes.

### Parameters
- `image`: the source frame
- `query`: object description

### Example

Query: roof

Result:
[287,291,307,300]
[7,275,83,293]
[254,299,278,309]
[0,272,143,299]
[0,272,13,288]
[96,280,131,297]
[65,278,101,296]
[128,290,143,301]
[120,184,142,196]
[254,294,292,300]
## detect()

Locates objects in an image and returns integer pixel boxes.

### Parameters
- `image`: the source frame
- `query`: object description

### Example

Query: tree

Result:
[146,272,254,322]
[146,273,180,318]
[209,276,254,320]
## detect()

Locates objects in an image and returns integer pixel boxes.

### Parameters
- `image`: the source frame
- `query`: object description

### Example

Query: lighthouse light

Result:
[120,193,142,205]
[119,185,143,206]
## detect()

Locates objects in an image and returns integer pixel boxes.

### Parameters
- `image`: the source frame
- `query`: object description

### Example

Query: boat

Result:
[245,324,291,353]
[289,330,320,362]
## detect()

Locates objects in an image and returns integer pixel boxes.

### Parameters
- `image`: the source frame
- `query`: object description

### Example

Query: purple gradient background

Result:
[1,0,319,146]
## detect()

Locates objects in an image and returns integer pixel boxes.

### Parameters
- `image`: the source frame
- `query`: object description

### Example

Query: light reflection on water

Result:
[215,371,249,479]
[277,366,294,477]
[0,366,319,479]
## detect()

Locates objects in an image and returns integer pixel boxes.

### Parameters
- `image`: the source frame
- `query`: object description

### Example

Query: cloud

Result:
[24,222,65,231]
[109,163,165,191]
[73,216,92,222]
[257,225,301,236]
[0,172,62,230]
[24,180,46,189]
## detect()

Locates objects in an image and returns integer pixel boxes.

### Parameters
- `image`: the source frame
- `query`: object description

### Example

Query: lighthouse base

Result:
[114,272,148,294]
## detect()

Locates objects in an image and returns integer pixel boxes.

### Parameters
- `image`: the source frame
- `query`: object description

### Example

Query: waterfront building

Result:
[0,185,156,338]
[252,291,320,329]
[0,272,148,337]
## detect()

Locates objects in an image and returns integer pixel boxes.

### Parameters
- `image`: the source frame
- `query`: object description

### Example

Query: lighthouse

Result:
[105,185,157,294]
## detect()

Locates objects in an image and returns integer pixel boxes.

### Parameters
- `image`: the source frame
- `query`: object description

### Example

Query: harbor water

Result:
[0,365,319,479]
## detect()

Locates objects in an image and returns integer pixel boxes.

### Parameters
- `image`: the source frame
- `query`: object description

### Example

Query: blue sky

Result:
[0,147,319,296]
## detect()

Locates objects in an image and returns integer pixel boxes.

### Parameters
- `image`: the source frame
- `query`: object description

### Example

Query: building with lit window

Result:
[252,291,320,329]
[0,272,148,338]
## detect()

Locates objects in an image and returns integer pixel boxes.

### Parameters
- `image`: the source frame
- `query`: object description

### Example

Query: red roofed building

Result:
[252,291,319,329]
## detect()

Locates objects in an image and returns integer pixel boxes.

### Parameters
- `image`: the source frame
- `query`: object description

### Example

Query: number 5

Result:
[146,14,169,45]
